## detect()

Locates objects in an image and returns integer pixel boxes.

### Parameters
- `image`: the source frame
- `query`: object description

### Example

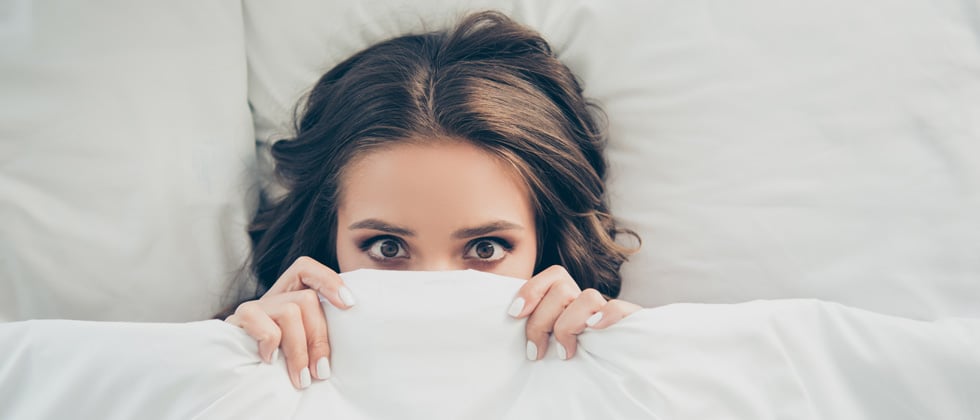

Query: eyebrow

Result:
[452,220,523,239]
[347,218,523,239]
[347,219,416,236]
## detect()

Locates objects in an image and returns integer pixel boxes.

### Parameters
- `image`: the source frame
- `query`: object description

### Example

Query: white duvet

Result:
[1,270,977,419]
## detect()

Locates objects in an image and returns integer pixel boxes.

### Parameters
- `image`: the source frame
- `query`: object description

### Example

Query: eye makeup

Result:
[358,235,410,266]
[353,233,519,269]
[463,237,514,266]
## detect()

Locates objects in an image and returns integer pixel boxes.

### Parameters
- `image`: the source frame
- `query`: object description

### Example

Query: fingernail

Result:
[338,286,356,307]
[271,348,280,362]
[557,344,568,360]
[586,312,604,327]
[316,357,331,380]
[299,367,312,389]
[507,297,525,317]
[526,340,538,361]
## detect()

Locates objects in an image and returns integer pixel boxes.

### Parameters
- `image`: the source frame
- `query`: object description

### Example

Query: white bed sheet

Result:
[1,270,977,419]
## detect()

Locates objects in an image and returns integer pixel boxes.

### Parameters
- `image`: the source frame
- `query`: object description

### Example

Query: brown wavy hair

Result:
[246,11,638,300]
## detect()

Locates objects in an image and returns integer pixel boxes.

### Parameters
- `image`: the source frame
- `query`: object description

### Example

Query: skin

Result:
[226,140,641,389]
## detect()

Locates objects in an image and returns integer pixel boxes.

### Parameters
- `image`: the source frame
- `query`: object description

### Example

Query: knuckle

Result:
[236,300,260,315]
[525,329,549,343]
[605,299,627,312]
[525,284,547,301]
[308,337,331,355]
[297,289,320,307]
[280,302,303,321]
[253,330,276,344]
[308,336,330,349]
[563,283,581,299]
[263,328,283,344]
[525,318,553,335]
[296,256,328,276]
[235,304,266,324]
[554,312,582,336]
[246,322,280,343]
[545,264,570,278]
[607,299,637,315]
[581,288,603,300]
[580,288,605,305]
[552,322,571,339]
[553,285,579,306]
[517,288,543,306]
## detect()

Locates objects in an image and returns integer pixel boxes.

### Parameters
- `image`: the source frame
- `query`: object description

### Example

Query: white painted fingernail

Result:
[526,340,538,361]
[271,348,280,362]
[299,367,312,389]
[586,312,604,327]
[557,344,568,360]
[507,297,525,317]
[316,357,331,380]
[338,286,356,307]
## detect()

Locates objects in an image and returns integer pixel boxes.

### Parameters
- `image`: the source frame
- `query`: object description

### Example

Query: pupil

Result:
[476,241,494,259]
[380,240,399,257]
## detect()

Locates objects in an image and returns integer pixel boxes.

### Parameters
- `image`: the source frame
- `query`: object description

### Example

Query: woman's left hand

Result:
[507,265,642,361]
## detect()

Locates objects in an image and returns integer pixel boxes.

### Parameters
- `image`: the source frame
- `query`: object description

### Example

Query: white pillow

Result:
[244,0,980,320]
[0,1,255,321]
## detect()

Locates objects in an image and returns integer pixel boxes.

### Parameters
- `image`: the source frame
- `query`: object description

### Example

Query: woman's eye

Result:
[366,238,407,260]
[465,239,509,262]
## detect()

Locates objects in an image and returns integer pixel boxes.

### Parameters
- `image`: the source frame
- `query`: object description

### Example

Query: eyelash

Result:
[358,235,407,265]
[357,236,514,265]
[464,237,513,264]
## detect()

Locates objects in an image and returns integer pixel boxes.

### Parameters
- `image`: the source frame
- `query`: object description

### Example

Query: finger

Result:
[524,275,580,361]
[303,272,355,311]
[268,301,311,389]
[266,256,320,294]
[293,289,332,380]
[268,256,356,310]
[508,265,569,319]
[228,301,282,363]
[585,299,643,330]
[553,288,606,360]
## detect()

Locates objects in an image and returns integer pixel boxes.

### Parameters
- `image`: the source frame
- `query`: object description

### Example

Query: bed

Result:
[1,0,978,419]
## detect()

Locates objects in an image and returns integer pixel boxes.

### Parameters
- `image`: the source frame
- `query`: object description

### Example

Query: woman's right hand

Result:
[225,256,356,389]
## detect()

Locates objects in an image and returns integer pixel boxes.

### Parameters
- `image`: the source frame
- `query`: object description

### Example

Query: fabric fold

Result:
[0,270,977,419]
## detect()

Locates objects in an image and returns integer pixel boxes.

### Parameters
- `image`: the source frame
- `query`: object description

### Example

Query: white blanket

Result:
[1,270,977,419]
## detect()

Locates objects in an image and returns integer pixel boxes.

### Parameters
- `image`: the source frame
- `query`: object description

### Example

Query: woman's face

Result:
[335,140,538,279]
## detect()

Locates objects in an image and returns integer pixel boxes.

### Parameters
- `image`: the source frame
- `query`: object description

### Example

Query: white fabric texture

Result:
[1,270,977,420]
[244,0,980,320]
[0,1,256,321]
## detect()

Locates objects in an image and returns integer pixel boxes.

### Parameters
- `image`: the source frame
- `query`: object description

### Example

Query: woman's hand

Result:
[507,265,641,361]
[225,256,356,389]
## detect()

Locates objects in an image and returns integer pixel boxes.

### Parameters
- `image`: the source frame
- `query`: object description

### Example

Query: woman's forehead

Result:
[336,141,534,230]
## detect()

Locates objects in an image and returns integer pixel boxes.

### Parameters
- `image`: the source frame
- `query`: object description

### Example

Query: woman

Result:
[225,11,642,390]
